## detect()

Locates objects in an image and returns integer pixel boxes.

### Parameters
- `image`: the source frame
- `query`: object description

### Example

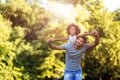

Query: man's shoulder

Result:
[61,43,70,47]
[83,43,89,50]
[84,43,89,46]
[61,43,74,50]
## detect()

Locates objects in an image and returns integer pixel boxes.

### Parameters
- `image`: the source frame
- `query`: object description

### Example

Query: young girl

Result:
[52,23,86,44]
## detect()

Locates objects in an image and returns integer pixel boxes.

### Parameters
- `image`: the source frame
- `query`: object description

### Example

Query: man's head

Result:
[74,36,87,49]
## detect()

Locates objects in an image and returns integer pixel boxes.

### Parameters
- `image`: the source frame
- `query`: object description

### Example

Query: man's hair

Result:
[78,36,87,43]
[66,23,80,35]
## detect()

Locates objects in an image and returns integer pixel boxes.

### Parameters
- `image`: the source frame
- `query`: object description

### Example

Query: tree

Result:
[114,8,120,21]
[80,0,120,79]
[0,0,120,80]
[0,13,32,80]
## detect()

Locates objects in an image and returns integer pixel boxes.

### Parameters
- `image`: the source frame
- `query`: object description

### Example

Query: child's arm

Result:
[52,36,69,42]
[77,32,92,38]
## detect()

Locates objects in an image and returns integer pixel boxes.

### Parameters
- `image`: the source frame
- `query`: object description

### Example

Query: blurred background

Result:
[0,0,120,80]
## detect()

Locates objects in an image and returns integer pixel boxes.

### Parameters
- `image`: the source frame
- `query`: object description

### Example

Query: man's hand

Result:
[87,30,99,49]
[90,30,98,37]
[47,38,63,50]
[47,38,54,43]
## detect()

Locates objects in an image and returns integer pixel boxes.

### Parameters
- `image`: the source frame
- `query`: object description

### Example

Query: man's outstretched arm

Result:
[47,39,63,50]
[87,30,99,49]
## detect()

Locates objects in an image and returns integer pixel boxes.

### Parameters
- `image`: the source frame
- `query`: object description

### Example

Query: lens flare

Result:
[39,0,89,23]
[50,3,77,18]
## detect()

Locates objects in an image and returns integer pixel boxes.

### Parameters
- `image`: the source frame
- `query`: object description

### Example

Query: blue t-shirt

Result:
[62,43,88,71]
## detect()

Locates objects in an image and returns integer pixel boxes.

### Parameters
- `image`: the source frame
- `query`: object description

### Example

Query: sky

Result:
[103,0,120,11]
[39,0,120,12]
[1,0,120,11]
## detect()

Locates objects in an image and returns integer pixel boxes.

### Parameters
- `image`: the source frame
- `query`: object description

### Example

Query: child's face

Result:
[70,26,76,35]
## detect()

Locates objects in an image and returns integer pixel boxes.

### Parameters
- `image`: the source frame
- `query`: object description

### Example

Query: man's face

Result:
[75,37,85,48]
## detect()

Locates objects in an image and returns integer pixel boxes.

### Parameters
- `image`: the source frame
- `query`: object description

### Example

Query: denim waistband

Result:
[65,69,82,72]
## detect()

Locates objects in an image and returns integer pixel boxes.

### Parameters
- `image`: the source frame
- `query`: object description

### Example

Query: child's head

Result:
[66,23,80,35]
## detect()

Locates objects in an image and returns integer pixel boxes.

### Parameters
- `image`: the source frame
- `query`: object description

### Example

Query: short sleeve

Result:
[82,43,89,52]
[61,44,68,50]
[85,43,89,50]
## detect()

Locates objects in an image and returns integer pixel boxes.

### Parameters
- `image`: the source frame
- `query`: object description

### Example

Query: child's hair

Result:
[66,23,80,35]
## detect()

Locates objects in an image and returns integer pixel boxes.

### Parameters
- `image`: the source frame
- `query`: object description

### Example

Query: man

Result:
[47,30,99,80]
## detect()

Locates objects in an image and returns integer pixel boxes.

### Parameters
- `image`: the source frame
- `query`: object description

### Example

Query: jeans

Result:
[64,69,82,80]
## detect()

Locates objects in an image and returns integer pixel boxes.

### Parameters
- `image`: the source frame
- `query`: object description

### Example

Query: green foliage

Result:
[0,0,120,80]
[0,14,21,80]
[0,15,11,40]
[39,50,65,79]
[81,1,120,79]
[0,13,33,80]
[114,8,120,21]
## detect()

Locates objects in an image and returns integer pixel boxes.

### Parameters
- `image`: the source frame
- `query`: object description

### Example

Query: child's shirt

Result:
[68,35,77,44]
